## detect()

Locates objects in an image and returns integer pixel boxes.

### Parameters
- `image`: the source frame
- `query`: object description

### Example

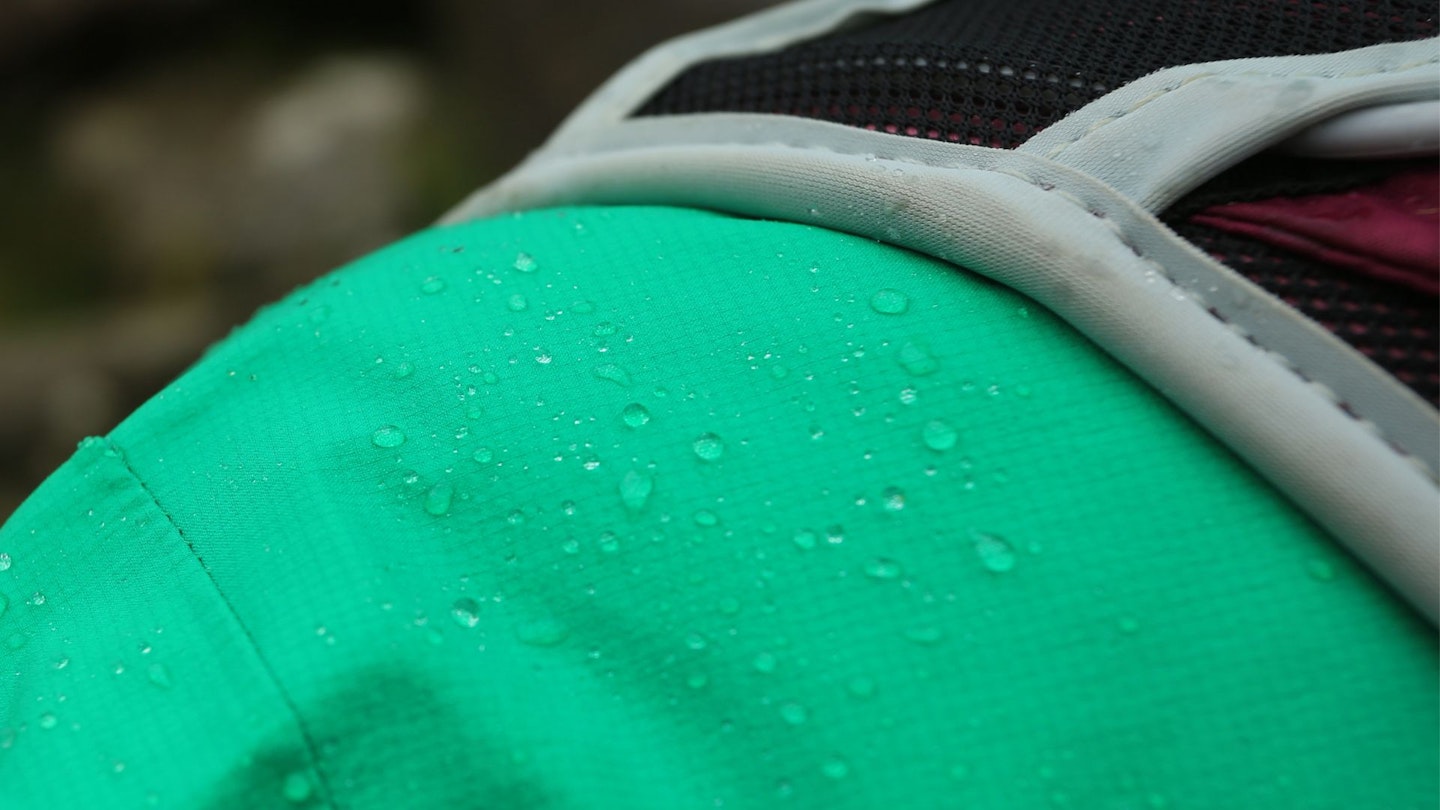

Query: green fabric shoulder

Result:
[2,206,1435,808]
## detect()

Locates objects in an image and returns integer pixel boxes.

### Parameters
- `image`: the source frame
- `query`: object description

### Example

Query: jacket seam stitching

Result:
[106,438,340,809]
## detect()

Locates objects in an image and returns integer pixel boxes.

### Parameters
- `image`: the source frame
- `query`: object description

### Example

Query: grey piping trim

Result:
[1018,39,1440,211]
[440,1,1440,622]
[451,104,1440,475]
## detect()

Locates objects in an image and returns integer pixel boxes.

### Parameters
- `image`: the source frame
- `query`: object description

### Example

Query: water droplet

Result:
[779,702,808,725]
[825,525,845,545]
[573,300,595,313]
[30,591,44,606]
[619,471,653,512]
[922,419,958,451]
[393,361,415,379]
[903,626,946,645]
[692,433,725,461]
[1307,559,1336,581]
[621,403,651,428]
[753,651,778,674]
[791,530,817,550]
[451,598,481,628]
[0,553,11,571]
[846,676,876,699]
[864,558,903,580]
[146,663,172,689]
[896,341,939,375]
[561,538,581,555]
[371,425,406,448]
[770,364,789,379]
[424,482,454,516]
[881,487,905,512]
[593,321,618,337]
[282,771,313,803]
[515,617,569,646]
[693,509,719,527]
[421,276,447,294]
[686,673,709,690]
[973,531,1016,572]
[821,757,851,780]
[507,293,529,312]
[869,288,909,315]
[898,387,918,405]
[513,252,538,272]
[593,364,632,386]
[472,447,494,463]
[38,712,57,730]
[598,531,620,554]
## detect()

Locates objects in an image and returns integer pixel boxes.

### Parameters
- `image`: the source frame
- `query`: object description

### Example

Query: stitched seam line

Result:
[994,158,1429,479]
[1041,53,1440,159]
[106,438,340,809]
[569,135,1433,478]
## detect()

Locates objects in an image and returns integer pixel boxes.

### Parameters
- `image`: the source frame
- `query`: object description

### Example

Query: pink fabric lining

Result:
[1190,167,1439,296]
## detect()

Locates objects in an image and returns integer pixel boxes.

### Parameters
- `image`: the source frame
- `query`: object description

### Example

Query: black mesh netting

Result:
[1169,222,1439,406]
[1163,156,1439,406]
[637,0,1436,148]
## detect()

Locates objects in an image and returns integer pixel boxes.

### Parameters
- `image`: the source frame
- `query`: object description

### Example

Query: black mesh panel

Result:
[637,0,1436,148]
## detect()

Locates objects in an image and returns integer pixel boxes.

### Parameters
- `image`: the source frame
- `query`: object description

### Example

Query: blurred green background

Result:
[0,0,775,520]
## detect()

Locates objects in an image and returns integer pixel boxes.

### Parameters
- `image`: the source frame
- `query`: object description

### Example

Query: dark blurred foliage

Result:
[0,0,774,519]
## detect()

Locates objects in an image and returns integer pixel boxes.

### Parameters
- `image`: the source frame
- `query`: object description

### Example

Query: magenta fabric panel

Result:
[1190,168,1440,297]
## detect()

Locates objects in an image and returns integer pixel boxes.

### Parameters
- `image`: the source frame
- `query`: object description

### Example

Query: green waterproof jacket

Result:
[3,0,1437,805]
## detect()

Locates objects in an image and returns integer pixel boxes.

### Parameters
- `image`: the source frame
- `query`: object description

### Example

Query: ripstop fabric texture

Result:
[0,206,1435,808]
